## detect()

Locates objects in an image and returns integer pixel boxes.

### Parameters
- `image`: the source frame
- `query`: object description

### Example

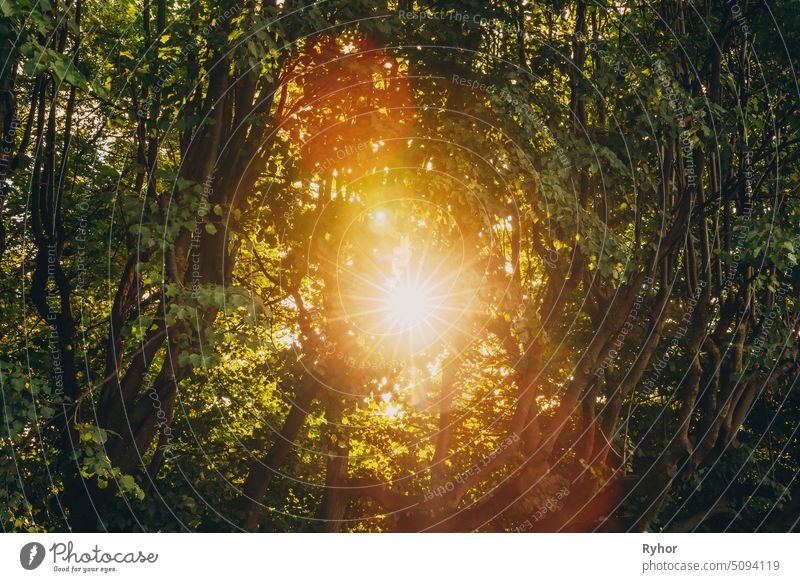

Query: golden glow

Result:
[369,208,391,231]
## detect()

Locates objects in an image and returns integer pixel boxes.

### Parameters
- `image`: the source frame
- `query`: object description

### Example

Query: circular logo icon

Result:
[20,542,46,570]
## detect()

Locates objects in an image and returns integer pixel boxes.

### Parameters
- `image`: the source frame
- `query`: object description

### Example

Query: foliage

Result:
[1,0,799,532]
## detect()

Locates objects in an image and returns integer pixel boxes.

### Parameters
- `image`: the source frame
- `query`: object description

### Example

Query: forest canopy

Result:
[1,0,800,532]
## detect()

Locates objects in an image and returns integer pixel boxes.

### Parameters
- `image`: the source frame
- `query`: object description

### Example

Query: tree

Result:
[1,0,799,533]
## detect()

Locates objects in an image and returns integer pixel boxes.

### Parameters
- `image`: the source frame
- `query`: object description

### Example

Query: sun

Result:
[334,207,482,359]
[383,280,436,331]
[336,257,456,356]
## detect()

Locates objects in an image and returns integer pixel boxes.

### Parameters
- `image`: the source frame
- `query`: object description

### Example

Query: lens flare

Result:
[335,204,486,362]
[383,280,435,331]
